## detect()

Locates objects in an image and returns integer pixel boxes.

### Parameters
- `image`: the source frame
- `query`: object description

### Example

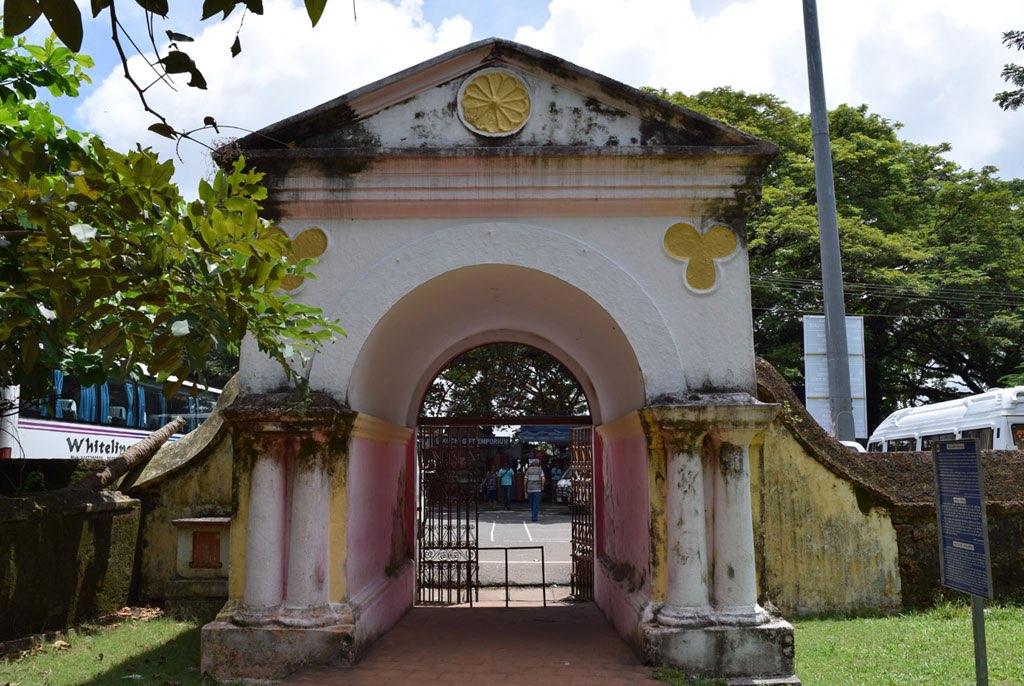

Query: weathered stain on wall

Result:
[597,427,651,597]
[753,357,1024,615]
[122,378,238,617]
[328,437,349,604]
[128,437,233,613]
[752,420,901,616]
[0,493,141,643]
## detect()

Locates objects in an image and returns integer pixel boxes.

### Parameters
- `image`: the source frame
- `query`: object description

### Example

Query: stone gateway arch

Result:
[201,38,798,684]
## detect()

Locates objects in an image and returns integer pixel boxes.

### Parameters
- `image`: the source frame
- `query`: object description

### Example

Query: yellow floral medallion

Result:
[663,222,738,292]
[459,69,531,136]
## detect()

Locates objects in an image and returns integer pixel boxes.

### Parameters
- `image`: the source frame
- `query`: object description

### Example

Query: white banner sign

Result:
[803,315,868,439]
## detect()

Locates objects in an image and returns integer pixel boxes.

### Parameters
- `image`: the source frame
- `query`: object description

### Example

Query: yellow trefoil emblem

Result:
[271,227,328,291]
[663,222,738,292]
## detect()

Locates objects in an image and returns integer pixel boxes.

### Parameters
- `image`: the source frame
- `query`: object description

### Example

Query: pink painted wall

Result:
[599,433,650,594]
[595,432,650,649]
[347,437,411,597]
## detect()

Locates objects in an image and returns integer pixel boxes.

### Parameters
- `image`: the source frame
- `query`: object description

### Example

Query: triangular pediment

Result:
[232,38,773,154]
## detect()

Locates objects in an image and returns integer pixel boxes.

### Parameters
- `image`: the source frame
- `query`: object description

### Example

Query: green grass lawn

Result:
[795,601,1024,685]
[3,602,1022,685]
[0,613,213,686]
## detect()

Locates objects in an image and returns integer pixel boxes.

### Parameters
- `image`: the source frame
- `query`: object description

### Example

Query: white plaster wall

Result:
[317,74,644,149]
[240,217,757,422]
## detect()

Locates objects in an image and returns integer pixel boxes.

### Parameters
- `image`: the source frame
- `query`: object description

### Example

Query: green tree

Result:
[654,87,1024,427]
[3,0,336,140]
[422,344,588,419]
[0,32,343,411]
[995,30,1024,111]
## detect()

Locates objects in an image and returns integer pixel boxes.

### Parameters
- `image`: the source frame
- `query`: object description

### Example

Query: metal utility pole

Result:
[801,0,855,442]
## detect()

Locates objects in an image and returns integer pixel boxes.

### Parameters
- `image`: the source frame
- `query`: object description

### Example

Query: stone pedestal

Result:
[643,619,798,684]
[644,399,798,684]
[201,392,354,682]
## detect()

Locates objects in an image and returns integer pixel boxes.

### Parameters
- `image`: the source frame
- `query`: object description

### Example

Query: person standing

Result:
[549,461,563,498]
[497,460,515,511]
[482,464,498,509]
[525,458,546,522]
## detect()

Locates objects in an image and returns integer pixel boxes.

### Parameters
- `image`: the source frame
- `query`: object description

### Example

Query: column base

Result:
[230,603,279,627]
[201,618,355,682]
[643,618,798,684]
[278,603,344,628]
[715,603,770,627]
[657,603,712,627]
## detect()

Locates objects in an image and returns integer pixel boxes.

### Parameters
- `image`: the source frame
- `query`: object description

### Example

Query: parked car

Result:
[555,467,573,506]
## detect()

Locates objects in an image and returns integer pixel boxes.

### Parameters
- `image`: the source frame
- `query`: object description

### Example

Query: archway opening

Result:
[415,343,596,607]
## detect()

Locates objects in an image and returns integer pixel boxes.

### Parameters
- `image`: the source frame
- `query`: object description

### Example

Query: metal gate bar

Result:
[570,426,595,601]
[477,546,547,607]
[416,426,480,605]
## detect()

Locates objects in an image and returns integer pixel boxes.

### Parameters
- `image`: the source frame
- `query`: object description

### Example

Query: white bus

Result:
[0,371,220,461]
[867,386,1024,452]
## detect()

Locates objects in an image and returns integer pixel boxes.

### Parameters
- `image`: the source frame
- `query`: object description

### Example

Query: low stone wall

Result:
[120,376,239,620]
[755,358,1024,614]
[884,454,1024,608]
[0,491,141,644]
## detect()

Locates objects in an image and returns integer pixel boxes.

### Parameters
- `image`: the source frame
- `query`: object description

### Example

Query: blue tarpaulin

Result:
[518,425,586,445]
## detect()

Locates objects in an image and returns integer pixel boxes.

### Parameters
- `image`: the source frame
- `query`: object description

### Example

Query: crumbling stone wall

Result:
[0,492,140,644]
[893,501,1024,608]
[756,357,1024,613]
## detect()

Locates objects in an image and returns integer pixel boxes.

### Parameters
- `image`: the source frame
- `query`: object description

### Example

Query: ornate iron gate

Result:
[416,425,480,605]
[570,426,594,600]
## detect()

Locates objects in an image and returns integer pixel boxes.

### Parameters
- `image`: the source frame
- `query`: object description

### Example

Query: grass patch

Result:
[7,601,1023,685]
[0,610,214,686]
[795,601,1024,685]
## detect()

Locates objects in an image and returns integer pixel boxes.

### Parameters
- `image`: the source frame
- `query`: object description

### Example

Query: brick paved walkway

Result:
[284,602,662,685]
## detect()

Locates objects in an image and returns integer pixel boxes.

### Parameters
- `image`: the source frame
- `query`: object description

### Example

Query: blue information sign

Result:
[933,439,992,599]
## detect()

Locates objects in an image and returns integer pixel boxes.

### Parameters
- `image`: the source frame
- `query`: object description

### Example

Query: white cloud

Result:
[77,0,1024,191]
[514,0,1024,178]
[78,0,473,194]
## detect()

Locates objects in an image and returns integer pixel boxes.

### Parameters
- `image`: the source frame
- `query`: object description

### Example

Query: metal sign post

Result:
[932,439,991,686]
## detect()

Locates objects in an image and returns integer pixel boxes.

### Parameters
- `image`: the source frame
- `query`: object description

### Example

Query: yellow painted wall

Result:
[751,419,902,616]
[135,435,235,604]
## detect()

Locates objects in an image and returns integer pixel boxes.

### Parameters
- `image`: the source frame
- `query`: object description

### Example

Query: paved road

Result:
[475,501,572,586]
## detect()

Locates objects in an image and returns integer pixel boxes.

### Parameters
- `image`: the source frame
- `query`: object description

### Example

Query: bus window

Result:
[961,428,994,450]
[1012,424,1024,450]
[888,437,917,452]
[868,442,883,452]
[921,433,955,450]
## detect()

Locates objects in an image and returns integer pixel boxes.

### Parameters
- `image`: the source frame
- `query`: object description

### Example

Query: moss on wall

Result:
[0,494,140,642]
[753,421,901,616]
[123,377,238,615]
[754,357,1024,614]
[130,436,234,608]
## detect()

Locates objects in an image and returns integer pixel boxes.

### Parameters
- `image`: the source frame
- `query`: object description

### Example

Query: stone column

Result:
[656,422,712,627]
[223,392,346,628]
[280,451,338,626]
[708,404,778,626]
[233,452,287,625]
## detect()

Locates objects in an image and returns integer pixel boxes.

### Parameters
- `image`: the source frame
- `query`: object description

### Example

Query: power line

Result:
[751,276,1024,308]
[753,275,1024,302]
[752,307,1011,324]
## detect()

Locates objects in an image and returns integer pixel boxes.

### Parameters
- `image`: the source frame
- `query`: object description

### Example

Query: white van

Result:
[867,386,1024,452]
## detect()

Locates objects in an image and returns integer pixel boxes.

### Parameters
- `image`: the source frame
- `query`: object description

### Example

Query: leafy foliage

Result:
[656,87,1024,427]
[422,344,589,419]
[995,30,1024,111]
[1,0,340,141]
[0,33,343,406]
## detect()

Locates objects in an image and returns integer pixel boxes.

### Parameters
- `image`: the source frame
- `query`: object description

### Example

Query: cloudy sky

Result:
[45,0,1024,194]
